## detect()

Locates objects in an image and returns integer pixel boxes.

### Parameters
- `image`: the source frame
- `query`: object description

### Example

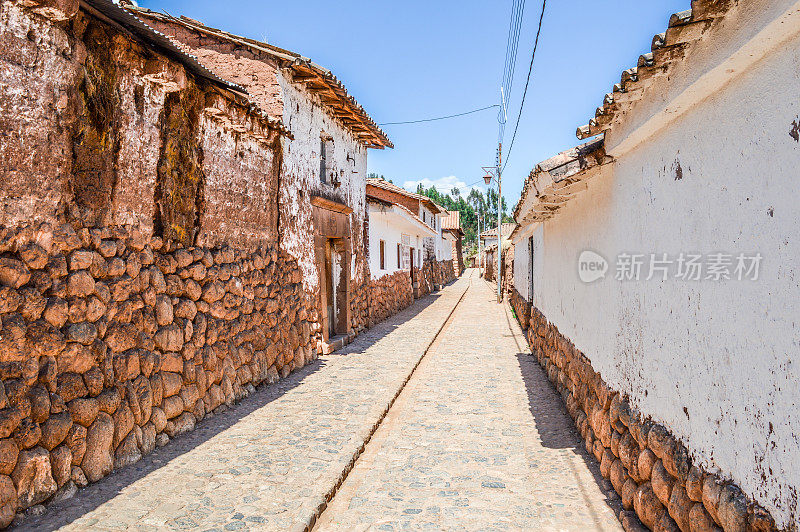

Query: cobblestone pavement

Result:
[20,274,472,531]
[315,274,622,531]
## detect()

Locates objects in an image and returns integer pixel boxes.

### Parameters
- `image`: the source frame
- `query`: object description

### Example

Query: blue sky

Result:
[139,0,687,208]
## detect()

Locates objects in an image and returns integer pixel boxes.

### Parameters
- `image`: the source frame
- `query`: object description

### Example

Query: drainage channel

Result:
[301,270,474,532]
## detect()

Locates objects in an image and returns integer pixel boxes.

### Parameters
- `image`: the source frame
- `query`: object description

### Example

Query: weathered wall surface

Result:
[512,232,531,300]
[449,235,464,276]
[278,76,368,292]
[0,2,319,526]
[0,1,77,226]
[135,16,285,119]
[527,29,800,528]
[196,103,281,248]
[521,307,776,532]
[137,14,370,298]
[365,186,423,220]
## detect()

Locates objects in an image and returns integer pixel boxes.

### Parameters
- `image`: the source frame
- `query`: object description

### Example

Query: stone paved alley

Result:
[21,270,621,531]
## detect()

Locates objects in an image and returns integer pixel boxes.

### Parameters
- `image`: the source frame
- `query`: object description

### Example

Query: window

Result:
[319,136,333,183]
[379,240,385,270]
[397,243,401,269]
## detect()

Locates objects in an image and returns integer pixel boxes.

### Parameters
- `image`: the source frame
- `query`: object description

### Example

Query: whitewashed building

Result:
[365,179,456,297]
[366,196,436,279]
[511,1,800,529]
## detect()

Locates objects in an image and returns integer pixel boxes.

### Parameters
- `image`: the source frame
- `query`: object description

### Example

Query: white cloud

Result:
[401,176,485,197]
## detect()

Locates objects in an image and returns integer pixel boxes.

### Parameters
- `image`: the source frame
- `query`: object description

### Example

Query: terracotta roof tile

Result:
[479,223,516,239]
[576,0,735,141]
[128,7,391,149]
[441,210,461,231]
[365,179,444,213]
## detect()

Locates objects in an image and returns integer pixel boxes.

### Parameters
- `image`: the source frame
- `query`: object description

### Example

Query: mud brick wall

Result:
[502,246,514,298]
[519,305,778,532]
[483,253,495,281]
[366,271,414,327]
[0,222,320,525]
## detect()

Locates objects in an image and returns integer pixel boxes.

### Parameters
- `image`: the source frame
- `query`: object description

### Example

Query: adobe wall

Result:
[0,2,319,525]
[450,237,464,277]
[364,187,422,220]
[136,12,373,334]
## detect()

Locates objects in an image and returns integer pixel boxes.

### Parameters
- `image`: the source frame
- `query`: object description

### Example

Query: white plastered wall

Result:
[529,23,800,525]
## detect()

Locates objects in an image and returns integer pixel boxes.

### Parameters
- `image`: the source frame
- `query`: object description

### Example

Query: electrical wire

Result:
[502,0,547,173]
[498,0,527,143]
[378,104,500,126]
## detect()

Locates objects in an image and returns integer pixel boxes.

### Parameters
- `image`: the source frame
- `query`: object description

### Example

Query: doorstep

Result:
[321,331,358,354]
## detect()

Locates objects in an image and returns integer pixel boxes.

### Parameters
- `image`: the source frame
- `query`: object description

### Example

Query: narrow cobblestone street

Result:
[315,272,621,531]
[22,270,621,531]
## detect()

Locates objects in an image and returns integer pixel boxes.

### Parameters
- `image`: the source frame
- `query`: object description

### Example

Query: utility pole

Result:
[477,211,482,273]
[480,87,507,303]
[496,145,503,303]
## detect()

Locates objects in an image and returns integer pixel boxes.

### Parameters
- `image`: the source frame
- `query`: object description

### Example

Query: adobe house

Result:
[440,210,465,276]
[128,7,393,349]
[0,0,389,522]
[364,192,434,324]
[480,223,515,283]
[510,1,798,529]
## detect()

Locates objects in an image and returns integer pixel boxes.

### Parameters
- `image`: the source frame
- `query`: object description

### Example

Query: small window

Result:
[319,136,333,183]
[379,240,385,270]
[397,243,401,269]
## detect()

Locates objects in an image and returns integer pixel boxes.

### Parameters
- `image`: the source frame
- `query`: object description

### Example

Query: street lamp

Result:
[480,164,503,303]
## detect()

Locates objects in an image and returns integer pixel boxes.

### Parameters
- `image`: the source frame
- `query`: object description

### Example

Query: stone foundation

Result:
[366,270,414,327]
[509,288,530,331]
[517,303,778,532]
[415,260,455,297]
[0,222,319,525]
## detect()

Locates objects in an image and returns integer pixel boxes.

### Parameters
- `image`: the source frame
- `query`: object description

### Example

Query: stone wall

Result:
[414,260,455,298]
[366,270,414,327]
[509,288,530,331]
[450,237,464,277]
[0,222,319,525]
[516,303,778,532]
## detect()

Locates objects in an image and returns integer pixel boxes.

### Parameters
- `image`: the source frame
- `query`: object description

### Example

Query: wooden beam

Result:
[310,195,353,214]
[550,181,588,195]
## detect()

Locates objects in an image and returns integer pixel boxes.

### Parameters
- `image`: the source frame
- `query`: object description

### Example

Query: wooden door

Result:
[325,240,335,337]
[410,247,416,282]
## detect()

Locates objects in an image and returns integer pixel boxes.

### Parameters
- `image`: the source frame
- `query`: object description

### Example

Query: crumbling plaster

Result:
[278,73,368,292]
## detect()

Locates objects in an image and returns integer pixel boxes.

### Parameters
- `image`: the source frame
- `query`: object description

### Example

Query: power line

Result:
[502,0,547,173]
[499,0,527,143]
[501,0,525,100]
[378,104,500,126]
